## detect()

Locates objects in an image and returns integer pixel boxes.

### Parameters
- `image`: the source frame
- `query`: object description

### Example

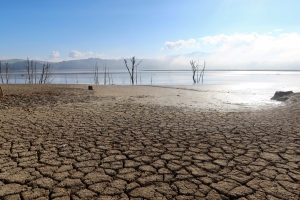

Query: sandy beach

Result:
[0,84,299,200]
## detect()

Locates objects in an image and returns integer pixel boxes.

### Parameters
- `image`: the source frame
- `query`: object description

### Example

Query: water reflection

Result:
[5,70,300,88]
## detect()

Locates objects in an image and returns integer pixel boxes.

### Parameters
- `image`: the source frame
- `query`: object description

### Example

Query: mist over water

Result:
[3,70,300,110]
[7,70,300,87]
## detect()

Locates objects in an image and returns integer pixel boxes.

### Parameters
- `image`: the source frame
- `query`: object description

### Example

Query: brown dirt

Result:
[0,84,299,199]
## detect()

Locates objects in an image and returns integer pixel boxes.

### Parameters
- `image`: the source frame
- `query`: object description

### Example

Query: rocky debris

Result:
[271,91,293,101]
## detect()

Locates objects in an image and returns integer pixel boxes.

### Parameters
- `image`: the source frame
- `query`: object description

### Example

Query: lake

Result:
[3,70,300,109]
[5,70,300,87]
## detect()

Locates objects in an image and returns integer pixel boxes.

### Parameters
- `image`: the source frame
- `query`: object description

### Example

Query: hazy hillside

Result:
[0,51,210,71]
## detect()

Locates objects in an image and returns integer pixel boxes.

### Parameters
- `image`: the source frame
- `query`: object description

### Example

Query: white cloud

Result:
[95,53,105,58]
[162,39,199,50]
[67,50,108,59]
[50,51,60,58]
[69,50,86,58]
[85,51,94,57]
[201,33,260,46]
[199,32,300,69]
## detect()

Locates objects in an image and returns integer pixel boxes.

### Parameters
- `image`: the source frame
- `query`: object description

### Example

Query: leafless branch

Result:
[123,56,142,85]
[39,61,53,84]
[190,60,206,84]
[93,62,99,85]
[190,60,198,84]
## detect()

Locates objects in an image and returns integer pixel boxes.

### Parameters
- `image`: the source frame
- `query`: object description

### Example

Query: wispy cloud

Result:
[67,50,106,60]
[69,50,85,58]
[202,32,300,69]
[201,32,300,64]
[162,32,300,69]
[95,53,105,58]
[50,51,60,58]
[201,33,260,46]
[162,39,199,50]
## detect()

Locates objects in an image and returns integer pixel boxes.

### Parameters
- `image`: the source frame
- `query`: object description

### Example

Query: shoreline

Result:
[0,84,285,111]
[0,84,299,199]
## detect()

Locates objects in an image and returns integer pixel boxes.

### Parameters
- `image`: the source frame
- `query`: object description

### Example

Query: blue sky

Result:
[1,0,300,69]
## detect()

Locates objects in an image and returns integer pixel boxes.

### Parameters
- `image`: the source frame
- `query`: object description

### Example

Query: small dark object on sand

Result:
[271,91,293,101]
[88,85,93,90]
[0,86,4,98]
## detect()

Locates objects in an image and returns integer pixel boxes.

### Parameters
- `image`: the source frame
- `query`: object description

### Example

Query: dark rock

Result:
[271,91,293,101]
[0,86,4,98]
[88,86,93,90]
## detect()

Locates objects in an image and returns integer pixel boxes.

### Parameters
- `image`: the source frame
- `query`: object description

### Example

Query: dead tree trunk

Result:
[190,60,206,84]
[39,63,45,84]
[190,60,198,84]
[0,61,4,84]
[34,62,37,84]
[103,64,106,85]
[5,63,10,84]
[200,61,206,84]
[30,60,34,84]
[43,61,52,84]
[93,62,99,85]
[38,61,52,84]
[24,58,30,83]
[123,56,142,85]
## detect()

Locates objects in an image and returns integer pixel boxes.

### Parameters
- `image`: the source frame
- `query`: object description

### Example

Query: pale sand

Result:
[0,84,299,199]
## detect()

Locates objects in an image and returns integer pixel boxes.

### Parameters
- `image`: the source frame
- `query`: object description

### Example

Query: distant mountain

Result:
[0,59,26,64]
[0,59,43,70]
[0,51,211,71]
[185,51,211,58]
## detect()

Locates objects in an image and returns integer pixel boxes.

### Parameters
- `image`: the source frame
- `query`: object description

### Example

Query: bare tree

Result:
[39,61,53,84]
[103,64,107,85]
[200,61,206,84]
[30,60,34,84]
[24,58,35,84]
[93,62,99,85]
[151,74,155,85]
[24,58,30,83]
[24,58,53,84]
[0,62,9,84]
[108,67,113,85]
[122,56,142,85]
[39,63,45,84]
[0,61,4,84]
[107,68,114,85]
[44,61,53,84]
[5,63,10,84]
[64,75,68,84]
[190,60,206,84]
[190,60,198,84]
[103,64,111,85]
[34,62,37,84]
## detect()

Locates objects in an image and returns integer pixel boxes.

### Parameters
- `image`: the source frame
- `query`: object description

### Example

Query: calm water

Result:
[3,70,299,109]
[5,70,300,88]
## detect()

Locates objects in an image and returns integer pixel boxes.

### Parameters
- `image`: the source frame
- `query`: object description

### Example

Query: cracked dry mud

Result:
[0,85,300,200]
